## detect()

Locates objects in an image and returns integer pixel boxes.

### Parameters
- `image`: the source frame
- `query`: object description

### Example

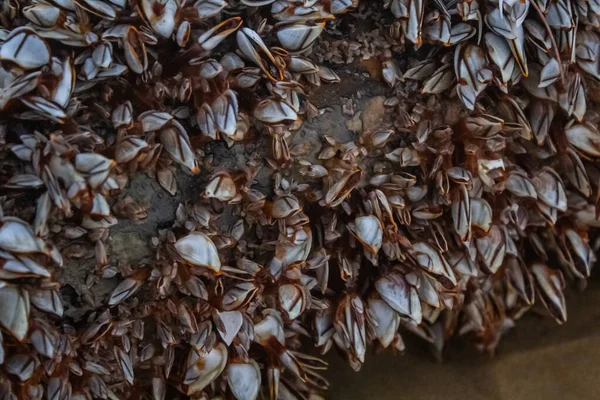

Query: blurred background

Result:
[324,275,600,400]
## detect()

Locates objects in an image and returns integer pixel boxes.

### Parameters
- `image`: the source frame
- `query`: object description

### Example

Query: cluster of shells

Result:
[1,0,600,397]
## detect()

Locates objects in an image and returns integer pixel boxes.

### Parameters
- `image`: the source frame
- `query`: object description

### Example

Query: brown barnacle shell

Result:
[174,232,222,273]
[375,270,421,324]
[114,136,149,164]
[108,269,149,305]
[278,266,310,320]
[334,293,367,371]
[227,359,261,400]
[412,241,457,289]
[272,194,301,219]
[184,342,228,395]
[347,215,383,254]
[367,294,401,348]
[203,170,240,202]
[531,263,567,324]
[0,28,50,70]
[0,217,45,254]
[0,284,30,341]
[322,169,363,207]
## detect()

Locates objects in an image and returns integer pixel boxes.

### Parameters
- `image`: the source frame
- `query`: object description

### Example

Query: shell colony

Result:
[0,0,600,398]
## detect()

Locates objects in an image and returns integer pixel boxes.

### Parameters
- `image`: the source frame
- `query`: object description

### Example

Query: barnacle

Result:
[0,0,599,398]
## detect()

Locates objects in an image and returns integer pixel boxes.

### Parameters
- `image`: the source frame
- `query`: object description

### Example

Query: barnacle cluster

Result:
[0,0,599,398]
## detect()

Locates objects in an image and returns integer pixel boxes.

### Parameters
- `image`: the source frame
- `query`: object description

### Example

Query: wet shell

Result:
[351,215,383,253]
[175,232,221,272]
